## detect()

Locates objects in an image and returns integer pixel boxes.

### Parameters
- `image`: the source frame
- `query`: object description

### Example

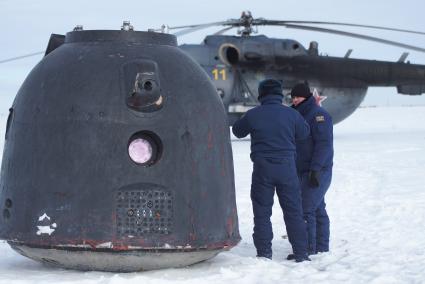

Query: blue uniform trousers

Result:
[251,156,308,258]
[300,169,332,253]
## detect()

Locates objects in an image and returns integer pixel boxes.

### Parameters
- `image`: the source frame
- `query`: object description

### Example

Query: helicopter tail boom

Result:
[275,55,425,95]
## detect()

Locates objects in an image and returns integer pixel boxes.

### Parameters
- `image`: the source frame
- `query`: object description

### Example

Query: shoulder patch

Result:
[316,115,325,122]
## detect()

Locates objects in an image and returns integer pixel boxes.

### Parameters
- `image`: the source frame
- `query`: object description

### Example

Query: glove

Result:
[308,171,320,188]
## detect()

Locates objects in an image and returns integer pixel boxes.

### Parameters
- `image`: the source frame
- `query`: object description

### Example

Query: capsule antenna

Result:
[121,21,134,31]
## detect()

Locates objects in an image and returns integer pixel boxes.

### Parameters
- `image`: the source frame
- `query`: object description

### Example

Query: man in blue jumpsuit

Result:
[290,83,334,257]
[232,79,311,262]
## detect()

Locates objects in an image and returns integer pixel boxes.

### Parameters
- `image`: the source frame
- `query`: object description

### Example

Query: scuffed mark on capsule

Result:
[226,217,233,237]
[38,213,50,222]
[207,130,213,149]
[96,242,113,249]
[36,223,57,236]
[36,213,57,236]
[56,244,92,249]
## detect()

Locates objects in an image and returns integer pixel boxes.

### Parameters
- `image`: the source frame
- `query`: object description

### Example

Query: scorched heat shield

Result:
[0,25,241,272]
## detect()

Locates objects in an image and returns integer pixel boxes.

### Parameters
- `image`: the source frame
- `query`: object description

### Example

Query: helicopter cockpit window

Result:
[292,43,299,50]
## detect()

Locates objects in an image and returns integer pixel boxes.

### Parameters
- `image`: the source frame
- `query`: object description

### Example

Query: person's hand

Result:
[308,171,320,188]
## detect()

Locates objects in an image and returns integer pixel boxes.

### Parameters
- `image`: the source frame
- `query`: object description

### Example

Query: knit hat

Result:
[290,83,312,98]
[258,79,283,100]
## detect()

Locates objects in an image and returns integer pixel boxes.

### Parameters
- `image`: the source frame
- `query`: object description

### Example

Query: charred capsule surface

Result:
[0,27,240,272]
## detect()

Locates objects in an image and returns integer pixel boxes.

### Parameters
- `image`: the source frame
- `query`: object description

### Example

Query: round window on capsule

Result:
[128,131,162,166]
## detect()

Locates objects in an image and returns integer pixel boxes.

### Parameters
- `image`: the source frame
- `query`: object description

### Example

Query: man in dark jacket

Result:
[290,83,334,257]
[232,79,310,262]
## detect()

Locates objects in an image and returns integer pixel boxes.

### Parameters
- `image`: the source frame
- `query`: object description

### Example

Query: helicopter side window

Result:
[292,43,299,50]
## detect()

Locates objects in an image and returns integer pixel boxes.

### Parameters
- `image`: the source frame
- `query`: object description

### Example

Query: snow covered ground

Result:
[0,106,424,283]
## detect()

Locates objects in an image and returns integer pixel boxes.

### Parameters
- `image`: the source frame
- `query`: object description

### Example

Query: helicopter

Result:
[163,11,425,124]
[2,11,425,125]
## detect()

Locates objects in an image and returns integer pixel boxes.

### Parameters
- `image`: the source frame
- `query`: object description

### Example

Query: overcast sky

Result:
[1,0,425,107]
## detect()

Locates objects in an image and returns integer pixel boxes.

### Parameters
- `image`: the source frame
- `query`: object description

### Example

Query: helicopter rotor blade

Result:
[281,23,425,53]
[258,20,425,36]
[167,21,230,31]
[171,20,238,36]
[0,51,44,64]
[213,26,234,35]
[147,21,233,33]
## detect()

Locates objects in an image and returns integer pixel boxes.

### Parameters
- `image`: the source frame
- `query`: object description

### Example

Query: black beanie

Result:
[291,83,312,98]
[258,79,283,99]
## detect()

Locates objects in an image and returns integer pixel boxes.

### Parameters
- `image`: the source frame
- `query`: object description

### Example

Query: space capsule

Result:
[0,23,240,272]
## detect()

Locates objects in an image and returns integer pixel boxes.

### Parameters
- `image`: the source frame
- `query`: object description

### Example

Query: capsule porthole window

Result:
[128,131,162,166]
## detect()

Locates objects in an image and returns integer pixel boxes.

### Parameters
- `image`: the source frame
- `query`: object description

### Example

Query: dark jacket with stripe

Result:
[292,95,333,172]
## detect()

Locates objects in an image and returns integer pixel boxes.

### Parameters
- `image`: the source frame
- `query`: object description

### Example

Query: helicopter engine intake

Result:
[218,42,271,66]
[218,43,240,65]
